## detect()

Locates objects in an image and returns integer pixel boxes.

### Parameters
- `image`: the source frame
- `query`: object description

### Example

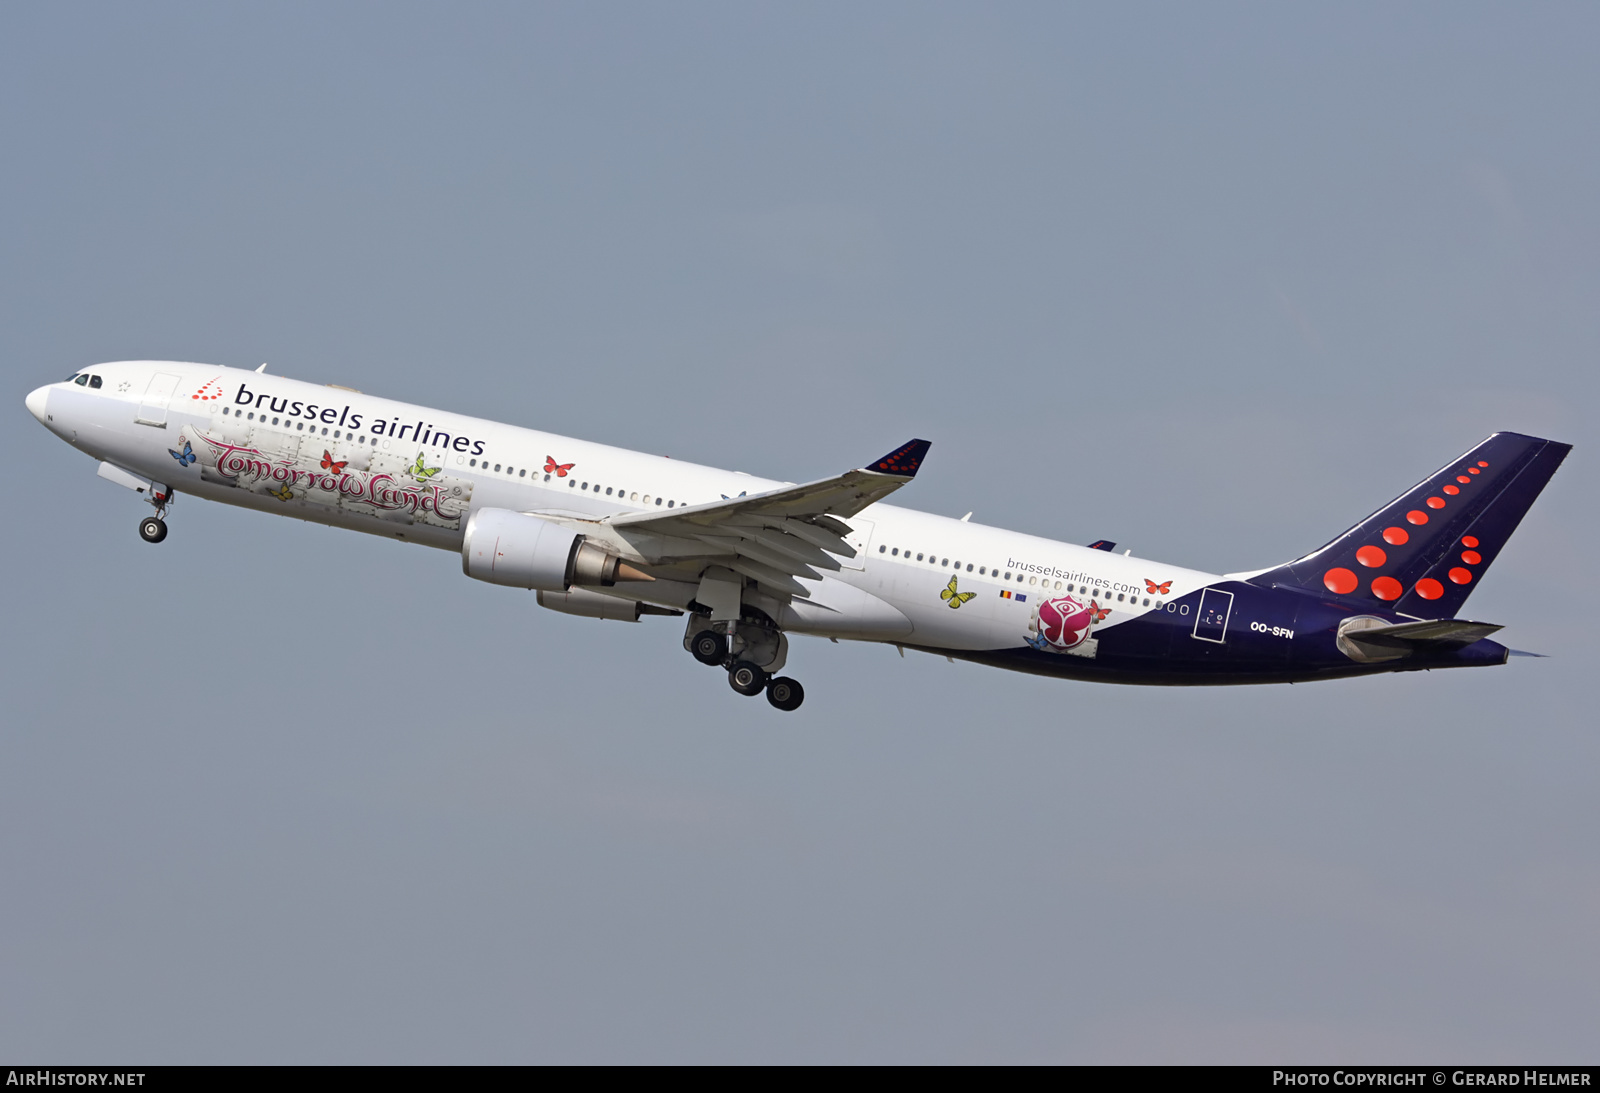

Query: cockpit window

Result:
[89,375,102,389]
[74,374,89,386]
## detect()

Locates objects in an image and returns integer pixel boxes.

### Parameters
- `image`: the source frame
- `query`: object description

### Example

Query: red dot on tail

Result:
[1478,461,1489,467]
[1462,536,1479,547]
[1444,485,1459,495]
[1324,568,1358,594]
[1383,527,1410,545]
[1415,578,1444,600]
[1461,550,1481,565]
[1469,467,1480,474]
[1449,567,1473,585]
[1356,545,1387,568]
[1457,475,1471,484]
[1426,496,1446,509]
[1407,510,1429,525]
[1372,576,1402,600]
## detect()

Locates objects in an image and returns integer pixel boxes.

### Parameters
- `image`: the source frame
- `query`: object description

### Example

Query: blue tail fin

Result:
[1249,432,1570,616]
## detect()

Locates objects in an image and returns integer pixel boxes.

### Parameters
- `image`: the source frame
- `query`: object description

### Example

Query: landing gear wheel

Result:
[690,630,728,667]
[728,661,769,697]
[766,677,804,712]
[139,516,168,543]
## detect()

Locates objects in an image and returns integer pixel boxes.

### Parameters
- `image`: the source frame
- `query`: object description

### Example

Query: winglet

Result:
[867,439,931,478]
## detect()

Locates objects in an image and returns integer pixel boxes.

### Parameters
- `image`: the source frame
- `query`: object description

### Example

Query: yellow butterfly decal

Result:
[411,453,441,480]
[269,482,294,502]
[940,576,976,609]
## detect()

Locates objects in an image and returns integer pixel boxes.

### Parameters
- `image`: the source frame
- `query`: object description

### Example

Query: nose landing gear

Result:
[138,485,174,543]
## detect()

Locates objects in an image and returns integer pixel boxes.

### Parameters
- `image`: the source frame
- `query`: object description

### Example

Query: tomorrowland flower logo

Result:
[1037,595,1093,649]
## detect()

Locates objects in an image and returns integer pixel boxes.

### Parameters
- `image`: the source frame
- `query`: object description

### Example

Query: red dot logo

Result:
[1406,510,1429,525]
[1461,550,1481,565]
[1462,536,1479,548]
[1457,475,1471,484]
[1448,567,1473,585]
[1426,496,1446,509]
[1324,568,1358,594]
[1355,545,1387,568]
[1469,467,1480,474]
[1415,578,1444,600]
[1383,527,1410,545]
[1372,576,1402,600]
[1477,461,1489,467]
[1443,485,1459,495]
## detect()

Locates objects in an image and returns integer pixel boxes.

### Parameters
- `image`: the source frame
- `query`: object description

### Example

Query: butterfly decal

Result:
[320,450,348,475]
[167,440,196,467]
[940,576,976,609]
[545,456,574,477]
[411,453,441,480]
[269,483,294,502]
[1145,578,1172,595]
[1088,601,1111,622]
[1026,632,1052,652]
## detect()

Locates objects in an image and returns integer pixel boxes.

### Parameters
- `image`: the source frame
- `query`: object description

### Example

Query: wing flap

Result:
[600,440,927,599]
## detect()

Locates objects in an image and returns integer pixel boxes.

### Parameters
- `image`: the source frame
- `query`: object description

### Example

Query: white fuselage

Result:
[31,361,1221,652]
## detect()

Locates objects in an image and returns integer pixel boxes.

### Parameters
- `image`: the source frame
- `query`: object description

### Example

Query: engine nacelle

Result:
[537,588,647,622]
[462,508,653,591]
[462,508,582,590]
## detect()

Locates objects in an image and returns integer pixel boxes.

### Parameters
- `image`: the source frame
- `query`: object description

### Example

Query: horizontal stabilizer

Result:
[1336,616,1503,664]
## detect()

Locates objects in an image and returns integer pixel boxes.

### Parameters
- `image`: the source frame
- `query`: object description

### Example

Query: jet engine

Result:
[537,588,681,622]
[461,508,651,591]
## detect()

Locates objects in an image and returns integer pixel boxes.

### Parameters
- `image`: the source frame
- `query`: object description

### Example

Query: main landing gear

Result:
[686,622,806,712]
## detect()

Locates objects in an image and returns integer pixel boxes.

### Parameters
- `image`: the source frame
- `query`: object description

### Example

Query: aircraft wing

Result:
[601,439,930,599]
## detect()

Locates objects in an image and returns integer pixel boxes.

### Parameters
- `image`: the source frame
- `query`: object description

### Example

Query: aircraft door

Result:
[1192,587,1234,643]
[135,372,181,428]
[837,518,875,571]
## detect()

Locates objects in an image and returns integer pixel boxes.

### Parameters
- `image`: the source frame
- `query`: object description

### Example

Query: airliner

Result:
[25,361,1570,711]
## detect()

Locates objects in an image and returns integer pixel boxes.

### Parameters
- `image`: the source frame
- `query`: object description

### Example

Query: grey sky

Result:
[2,2,1595,1062]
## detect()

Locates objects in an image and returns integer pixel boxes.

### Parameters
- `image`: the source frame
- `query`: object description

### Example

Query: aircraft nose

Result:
[25,385,50,424]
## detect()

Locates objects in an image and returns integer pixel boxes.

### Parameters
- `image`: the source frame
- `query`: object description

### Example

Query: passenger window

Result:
[89,376,102,388]
[520,469,527,478]
[569,478,576,487]
[1142,598,1150,606]
[941,558,949,567]
[878,545,886,553]
[247,412,255,420]
[630,492,638,501]
[668,500,675,508]
[916,553,924,561]
[494,464,502,472]
[470,459,477,467]
[655,498,663,506]
[1117,593,1125,601]
[606,487,613,495]
[74,375,89,386]
[892,548,899,556]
